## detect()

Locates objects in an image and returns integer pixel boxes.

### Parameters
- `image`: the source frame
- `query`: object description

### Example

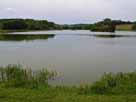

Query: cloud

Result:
[0,0,136,23]
[4,8,16,12]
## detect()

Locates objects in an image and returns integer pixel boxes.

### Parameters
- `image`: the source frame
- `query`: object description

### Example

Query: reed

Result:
[76,72,136,95]
[0,64,57,88]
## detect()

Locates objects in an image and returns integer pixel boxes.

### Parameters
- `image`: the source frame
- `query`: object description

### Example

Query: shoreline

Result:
[0,64,136,102]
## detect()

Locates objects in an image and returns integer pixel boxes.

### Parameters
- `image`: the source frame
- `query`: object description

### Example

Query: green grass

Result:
[116,24,134,31]
[0,29,9,33]
[0,65,136,102]
[0,87,136,102]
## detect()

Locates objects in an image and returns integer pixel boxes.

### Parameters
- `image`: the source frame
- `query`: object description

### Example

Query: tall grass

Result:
[0,64,136,95]
[0,64,57,88]
[79,72,136,95]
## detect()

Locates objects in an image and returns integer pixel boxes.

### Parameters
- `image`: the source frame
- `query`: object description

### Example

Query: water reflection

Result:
[0,34,55,41]
[92,34,123,38]
[92,34,136,38]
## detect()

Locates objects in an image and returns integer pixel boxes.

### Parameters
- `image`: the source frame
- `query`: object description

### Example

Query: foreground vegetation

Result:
[0,65,136,102]
[0,87,135,102]
[0,64,57,88]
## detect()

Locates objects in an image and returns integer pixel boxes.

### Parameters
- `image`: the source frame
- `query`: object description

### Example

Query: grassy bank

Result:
[0,65,136,102]
[0,29,9,34]
[0,87,136,102]
[116,24,134,31]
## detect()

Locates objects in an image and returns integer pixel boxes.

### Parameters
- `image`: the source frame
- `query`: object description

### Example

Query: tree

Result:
[2,20,28,30]
[91,18,115,32]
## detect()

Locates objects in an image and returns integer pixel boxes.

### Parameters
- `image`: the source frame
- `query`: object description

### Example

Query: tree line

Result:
[0,18,136,32]
[0,19,60,30]
[61,18,136,32]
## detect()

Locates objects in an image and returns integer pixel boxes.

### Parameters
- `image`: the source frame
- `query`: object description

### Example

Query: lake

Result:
[0,30,136,85]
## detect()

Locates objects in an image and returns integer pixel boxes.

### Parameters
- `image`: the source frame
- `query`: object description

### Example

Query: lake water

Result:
[0,30,136,85]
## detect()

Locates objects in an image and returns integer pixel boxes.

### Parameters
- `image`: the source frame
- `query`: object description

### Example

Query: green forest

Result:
[0,19,60,30]
[0,18,136,32]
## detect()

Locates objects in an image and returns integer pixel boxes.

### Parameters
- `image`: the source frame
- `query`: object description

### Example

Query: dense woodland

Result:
[0,19,60,30]
[0,18,136,32]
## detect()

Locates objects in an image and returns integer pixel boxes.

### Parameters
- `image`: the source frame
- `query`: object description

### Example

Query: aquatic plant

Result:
[90,72,136,94]
[0,64,57,88]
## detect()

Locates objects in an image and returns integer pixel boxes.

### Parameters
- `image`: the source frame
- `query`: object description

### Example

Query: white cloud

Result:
[4,8,16,12]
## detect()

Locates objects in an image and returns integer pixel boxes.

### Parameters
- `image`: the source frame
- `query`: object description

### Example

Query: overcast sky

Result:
[0,0,136,24]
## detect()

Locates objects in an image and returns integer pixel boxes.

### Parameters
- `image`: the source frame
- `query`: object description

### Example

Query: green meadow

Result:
[116,24,134,31]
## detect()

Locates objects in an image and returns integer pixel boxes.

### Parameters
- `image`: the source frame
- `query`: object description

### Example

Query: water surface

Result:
[1,30,136,85]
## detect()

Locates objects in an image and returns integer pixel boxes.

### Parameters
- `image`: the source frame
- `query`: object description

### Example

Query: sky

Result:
[0,0,136,24]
